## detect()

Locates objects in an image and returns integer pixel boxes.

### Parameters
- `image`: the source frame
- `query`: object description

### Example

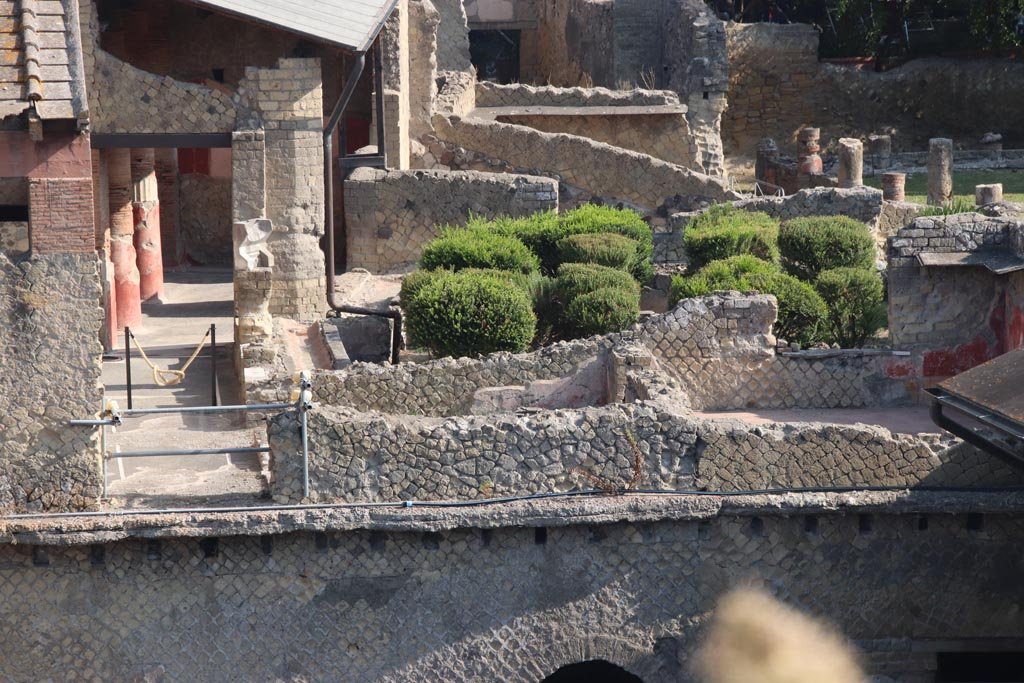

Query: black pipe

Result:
[210,323,219,407]
[124,326,133,410]
[323,45,403,366]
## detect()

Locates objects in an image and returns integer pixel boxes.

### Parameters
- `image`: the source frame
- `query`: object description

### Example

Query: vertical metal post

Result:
[124,327,133,410]
[373,37,386,168]
[100,421,108,500]
[210,324,219,407]
[301,407,309,499]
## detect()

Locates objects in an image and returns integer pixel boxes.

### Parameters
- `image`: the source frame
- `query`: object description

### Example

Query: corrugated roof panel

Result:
[183,0,399,52]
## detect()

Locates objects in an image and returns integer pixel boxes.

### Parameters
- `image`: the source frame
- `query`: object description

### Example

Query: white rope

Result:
[131,329,210,387]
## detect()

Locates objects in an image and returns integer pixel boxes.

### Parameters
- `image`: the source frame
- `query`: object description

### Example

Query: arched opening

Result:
[541,660,644,683]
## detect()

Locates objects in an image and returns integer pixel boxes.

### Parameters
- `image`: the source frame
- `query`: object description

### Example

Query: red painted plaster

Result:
[922,336,996,378]
[0,131,92,179]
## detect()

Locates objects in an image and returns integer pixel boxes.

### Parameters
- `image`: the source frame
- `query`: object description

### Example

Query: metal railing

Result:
[70,372,314,499]
[123,324,220,410]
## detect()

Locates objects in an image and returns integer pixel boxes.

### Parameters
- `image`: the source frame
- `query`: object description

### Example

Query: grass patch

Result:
[864,169,1024,204]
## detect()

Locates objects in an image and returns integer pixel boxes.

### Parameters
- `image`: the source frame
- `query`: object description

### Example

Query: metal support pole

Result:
[373,37,386,168]
[299,371,312,500]
[100,421,107,500]
[119,402,294,416]
[111,446,271,459]
[124,327,133,410]
[210,323,219,407]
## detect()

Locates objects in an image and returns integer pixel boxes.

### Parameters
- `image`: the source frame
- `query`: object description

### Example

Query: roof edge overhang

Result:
[173,0,400,53]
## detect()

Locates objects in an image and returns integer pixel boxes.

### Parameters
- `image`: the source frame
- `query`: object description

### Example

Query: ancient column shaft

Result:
[837,138,864,189]
[131,148,165,301]
[108,147,141,329]
[927,138,953,207]
[881,172,906,202]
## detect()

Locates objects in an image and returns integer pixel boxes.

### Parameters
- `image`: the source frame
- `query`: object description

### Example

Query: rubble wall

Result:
[343,167,558,272]
[3,512,1023,681]
[178,174,232,265]
[0,253,103,512]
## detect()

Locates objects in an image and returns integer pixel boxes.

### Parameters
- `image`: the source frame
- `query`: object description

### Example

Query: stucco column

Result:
[927,138,953,207]
[131,148,164,302]
[154,148,182,267]
[837,138,863,188]
[91,148,117,351]
[881,172,906,202]
[108,147,141,329]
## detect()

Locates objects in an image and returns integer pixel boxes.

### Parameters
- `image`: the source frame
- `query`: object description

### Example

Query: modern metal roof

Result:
[181,0,399,52]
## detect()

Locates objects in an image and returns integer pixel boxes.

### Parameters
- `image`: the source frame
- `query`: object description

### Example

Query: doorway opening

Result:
[541,660,644,683]
[936,652,1024,682]
[469,29,521,83]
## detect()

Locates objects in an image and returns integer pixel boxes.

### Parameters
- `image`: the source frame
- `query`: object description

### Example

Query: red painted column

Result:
[108,148,142,329]
[131,148,165,302]
[154,148,182,267]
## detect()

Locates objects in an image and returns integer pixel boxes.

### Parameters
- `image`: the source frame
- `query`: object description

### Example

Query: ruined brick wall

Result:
[0,252,103,511]
[179,174,232,265]
[724,22,1024,154]
[4,510,1024,681]
[887,214,1024,382]
[343,167,557,272]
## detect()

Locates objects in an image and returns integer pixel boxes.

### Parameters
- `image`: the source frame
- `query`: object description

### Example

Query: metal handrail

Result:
[69,372,314,499]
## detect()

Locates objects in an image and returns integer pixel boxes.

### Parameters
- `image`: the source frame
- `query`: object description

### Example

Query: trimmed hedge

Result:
[564,287,640,337]
[420,228,540,274]
[405,271,536,357]
[556,232,638,272]
[399,268,448,304]
[489,205,653,280]
[744,272,828,347]
[555,263,641,304]
[815,267,887,348]
[669,255,778,305]
[683,204,780,271]
[778,216,876,280]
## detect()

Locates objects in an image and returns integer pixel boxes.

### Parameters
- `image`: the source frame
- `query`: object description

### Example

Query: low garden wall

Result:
[264,293,984,503]
[344,167,558,272]
[475,82,679,108]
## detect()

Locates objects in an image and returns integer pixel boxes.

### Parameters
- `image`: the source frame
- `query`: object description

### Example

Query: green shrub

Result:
[399,268,448,304]
[557,205,653,281]
[491,211,565,274]
[555,263,641,304]
[405,271,536,357]
[420,228,539,274]
[556,232,638,272]
[815,267,887,348]
[564,287,640,336]
[744,272,828,347]
[778,216,876,280]
[683,204,780,271]
[668,255,779,306]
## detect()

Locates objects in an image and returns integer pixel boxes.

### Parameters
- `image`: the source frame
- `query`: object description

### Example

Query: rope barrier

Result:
[130,328,211,387]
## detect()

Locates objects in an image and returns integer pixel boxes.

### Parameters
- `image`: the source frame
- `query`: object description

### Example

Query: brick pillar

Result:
[796,127,822,175]
[927,138,953,207]
[154,148,182,267]
[108,148,141,329]
[91,149,117,351]
[881,172,906,202]
[131,148,164,302]
[239,59,326,321]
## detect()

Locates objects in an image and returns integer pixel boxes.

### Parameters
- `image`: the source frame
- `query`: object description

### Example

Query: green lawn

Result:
[864,169,1024,204]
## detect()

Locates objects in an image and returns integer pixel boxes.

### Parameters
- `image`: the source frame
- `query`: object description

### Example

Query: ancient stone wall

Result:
[0,252,103,512]
[270,394,1019,503]
[724,22,1024,153]
[887,214,1024,380]
[0,222,28,256]
[475,83,701,171]
[431,115,737,212]
[535,0,613,86]
[179,174,232,265]
[4,507,1024,682]
[343,167,557,272]
[434,0,473,73]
